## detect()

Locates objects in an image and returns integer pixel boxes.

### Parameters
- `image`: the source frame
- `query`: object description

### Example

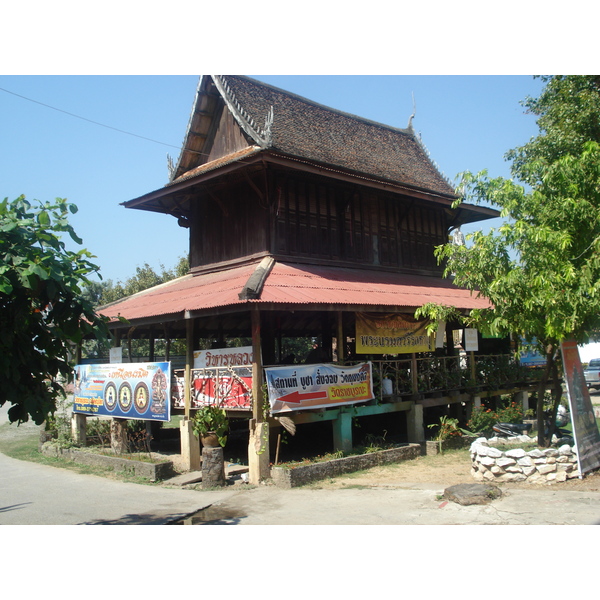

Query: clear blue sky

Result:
[0,75,546,284]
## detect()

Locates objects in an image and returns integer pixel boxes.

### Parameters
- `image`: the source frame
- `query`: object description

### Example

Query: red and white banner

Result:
[265,362,374,414]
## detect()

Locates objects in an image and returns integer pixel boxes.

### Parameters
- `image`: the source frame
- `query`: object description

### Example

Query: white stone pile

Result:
[470,437,580,484]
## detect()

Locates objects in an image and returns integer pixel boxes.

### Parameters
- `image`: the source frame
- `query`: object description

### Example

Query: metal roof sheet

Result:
[99,260,489,326]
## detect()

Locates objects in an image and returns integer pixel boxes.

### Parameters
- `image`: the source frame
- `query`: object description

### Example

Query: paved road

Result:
[0,451,234,525]
[2,401,600,526]
[2,444,600,525]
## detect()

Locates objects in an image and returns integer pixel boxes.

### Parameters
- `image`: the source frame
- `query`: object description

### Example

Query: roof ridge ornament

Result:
[405,92,453,190]
[214,75,273,148]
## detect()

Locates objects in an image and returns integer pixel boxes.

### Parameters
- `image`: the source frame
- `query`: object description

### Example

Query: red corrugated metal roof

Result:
[99,260,489,325]
[260,263,490,309]
[98,264,255,322]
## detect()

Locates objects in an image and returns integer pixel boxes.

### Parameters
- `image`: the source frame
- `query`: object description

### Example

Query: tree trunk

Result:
[536,346,554,447]
[547,354,563,443]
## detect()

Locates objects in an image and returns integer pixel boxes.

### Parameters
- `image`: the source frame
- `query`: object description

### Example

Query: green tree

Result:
[0,196,110,424]
[418,76,600,445]
[83,255,190,361]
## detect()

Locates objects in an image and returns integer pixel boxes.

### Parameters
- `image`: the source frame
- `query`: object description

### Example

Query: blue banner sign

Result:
[73,362,171,422]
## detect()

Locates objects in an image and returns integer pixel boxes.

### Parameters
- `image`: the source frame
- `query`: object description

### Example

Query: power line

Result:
[0,85,205,157]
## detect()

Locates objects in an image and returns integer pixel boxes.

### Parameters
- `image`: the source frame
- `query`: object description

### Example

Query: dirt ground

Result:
[303,448,600,492]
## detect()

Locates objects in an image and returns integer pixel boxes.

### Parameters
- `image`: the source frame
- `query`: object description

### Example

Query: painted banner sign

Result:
[193,346,253,369]
[355,313,434,354]
[265,362,374,414]
[73,362,171,422]
[172,347,253,410]
[560,340,600,476]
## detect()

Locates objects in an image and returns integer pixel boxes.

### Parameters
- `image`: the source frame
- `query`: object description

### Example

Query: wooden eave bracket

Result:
[239,257,276,300]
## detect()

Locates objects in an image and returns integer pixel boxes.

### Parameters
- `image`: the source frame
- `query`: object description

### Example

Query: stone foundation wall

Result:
[41,443,175,482]
[470,438,580,484]
[271,444,421,489]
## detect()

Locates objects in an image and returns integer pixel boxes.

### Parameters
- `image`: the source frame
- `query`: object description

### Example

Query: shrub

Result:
[495,401,524,424]
[467,406,497,434]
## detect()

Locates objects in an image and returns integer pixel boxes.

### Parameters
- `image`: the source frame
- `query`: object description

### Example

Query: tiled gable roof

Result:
[174,76,456,198]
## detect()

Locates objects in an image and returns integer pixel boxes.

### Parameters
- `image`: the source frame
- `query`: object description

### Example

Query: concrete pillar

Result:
[406,402,425,443]
[248,420,270,485]
[180,416,201,471]
[515,390,530,412]
[71,413,87,446]
[332,409,353,453]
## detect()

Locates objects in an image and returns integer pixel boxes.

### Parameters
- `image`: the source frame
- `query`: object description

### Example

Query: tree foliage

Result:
[419,76,600,445]
[0,196,110,424]
[97,256,189,306]
[82,256,190,361]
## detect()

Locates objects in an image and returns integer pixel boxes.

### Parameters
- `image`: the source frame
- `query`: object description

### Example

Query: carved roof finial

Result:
[213,75,273,148]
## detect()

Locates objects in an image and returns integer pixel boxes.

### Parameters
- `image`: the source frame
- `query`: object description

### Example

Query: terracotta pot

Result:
[201,432,220,447]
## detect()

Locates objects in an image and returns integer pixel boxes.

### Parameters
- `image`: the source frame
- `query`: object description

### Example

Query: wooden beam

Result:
[251,307,264,422]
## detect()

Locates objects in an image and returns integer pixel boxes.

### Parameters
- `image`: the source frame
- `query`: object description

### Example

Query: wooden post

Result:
[336,311,345,364]
[411,353,418,393]
[184,318,194,419]
[249,307,270,484]
[180,316,200,471]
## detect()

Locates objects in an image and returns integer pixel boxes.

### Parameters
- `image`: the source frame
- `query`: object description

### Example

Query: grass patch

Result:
[0,423,159,485]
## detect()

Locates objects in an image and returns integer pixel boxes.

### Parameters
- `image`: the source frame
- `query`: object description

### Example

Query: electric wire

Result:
[0,85,206,157]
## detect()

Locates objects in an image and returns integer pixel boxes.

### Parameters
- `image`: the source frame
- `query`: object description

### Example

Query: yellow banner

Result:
[355,313,434,354]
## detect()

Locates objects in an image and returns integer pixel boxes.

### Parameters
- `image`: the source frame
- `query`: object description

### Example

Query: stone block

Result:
[444,483,502,505]
[517,456,533,467]
[522,465,537,476]
[537,463,557,475]
[527,449,545,458]
[505,448,526,459]
[497,457,517,468]
[558,444,573,455]
[479,456,496,467]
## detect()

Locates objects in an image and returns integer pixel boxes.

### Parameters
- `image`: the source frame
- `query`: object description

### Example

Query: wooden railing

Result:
[371,354,545,401]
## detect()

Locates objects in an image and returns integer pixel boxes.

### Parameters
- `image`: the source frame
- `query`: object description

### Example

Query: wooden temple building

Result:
[98,75,514,483]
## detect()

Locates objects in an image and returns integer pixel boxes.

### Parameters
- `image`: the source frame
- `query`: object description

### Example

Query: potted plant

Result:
[191,405,229,447]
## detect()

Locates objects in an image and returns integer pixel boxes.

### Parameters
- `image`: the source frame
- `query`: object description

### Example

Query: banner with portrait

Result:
[73,362,171,422]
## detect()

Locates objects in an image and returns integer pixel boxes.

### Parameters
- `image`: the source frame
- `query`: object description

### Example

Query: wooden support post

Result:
[180,316,200,471]
[184,318,194,419]
[249,307,270,484]
[336,311,345,364]
[411,353,418,393]
[332,409,353,453]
